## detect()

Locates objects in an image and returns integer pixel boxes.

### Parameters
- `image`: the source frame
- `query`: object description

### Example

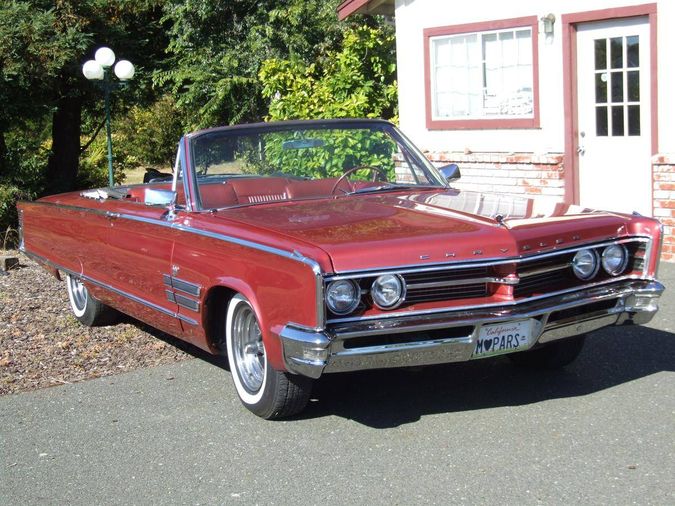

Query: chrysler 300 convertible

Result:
[18,119,665,418]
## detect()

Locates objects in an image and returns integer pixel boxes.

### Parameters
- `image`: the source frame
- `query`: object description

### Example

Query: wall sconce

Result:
[541,13,556,35]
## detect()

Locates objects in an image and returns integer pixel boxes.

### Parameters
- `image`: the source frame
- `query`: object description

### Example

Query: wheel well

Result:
[203,285,237,355]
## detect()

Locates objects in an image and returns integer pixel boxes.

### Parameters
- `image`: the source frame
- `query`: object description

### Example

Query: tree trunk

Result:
[46,96,82,194]
[0,128,8,179]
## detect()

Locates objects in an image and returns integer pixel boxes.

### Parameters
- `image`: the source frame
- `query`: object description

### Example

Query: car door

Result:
[100,200,184,336]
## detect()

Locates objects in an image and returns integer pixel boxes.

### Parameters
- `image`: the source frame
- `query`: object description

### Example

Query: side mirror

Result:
[439,163,461,182]
[144,188,177,207]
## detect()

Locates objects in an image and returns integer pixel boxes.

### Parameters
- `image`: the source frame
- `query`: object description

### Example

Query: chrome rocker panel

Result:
[280,279,664,379]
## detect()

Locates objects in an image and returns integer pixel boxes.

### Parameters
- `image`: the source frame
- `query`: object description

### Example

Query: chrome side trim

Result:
[655,221,664,277]
[21,250,198,326]
[18,208,24,250]
[166,276,201,297]
[174,293,200,312]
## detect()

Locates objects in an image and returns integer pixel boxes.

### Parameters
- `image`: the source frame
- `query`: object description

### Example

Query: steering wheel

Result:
[331,165,388,195]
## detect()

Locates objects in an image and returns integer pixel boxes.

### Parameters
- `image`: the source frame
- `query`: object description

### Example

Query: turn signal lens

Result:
[371,274,405,309]
[572,248,599,280]
[325,280,360,315]
[602,244,628,275]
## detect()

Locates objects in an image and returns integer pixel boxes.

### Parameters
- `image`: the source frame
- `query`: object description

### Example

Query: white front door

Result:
[576,17,652,215]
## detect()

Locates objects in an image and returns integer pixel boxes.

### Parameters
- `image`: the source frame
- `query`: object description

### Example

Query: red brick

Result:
[655,200,675,209]
[661,252,673,262]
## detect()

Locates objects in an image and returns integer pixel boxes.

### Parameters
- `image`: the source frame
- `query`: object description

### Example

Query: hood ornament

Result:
[495,214,509,228]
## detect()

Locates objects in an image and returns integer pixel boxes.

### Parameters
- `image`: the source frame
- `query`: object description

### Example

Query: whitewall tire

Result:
[65,274,118,327]
[225,294,313,419]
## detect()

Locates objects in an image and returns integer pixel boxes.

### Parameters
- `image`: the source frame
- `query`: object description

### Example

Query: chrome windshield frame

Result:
[184,119,448,213]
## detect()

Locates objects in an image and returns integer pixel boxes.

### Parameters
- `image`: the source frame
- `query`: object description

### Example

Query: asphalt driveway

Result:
[2,264,674,505]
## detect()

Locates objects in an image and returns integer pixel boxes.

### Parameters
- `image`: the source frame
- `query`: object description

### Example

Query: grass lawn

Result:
[122,166,153,185]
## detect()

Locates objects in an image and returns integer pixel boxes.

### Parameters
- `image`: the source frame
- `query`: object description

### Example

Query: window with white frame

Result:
[430,27,534,120]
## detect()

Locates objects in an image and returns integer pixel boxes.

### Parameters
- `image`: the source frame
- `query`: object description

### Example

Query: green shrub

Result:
[116,96,184,170]
[0,184,28,247]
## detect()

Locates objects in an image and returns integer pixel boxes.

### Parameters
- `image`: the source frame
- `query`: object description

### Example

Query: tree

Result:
[0,0,168,194]
[0,1,89,180]
[259,24,397,121]
[155,0,346,129]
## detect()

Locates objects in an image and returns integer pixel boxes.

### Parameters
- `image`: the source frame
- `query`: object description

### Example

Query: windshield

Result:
[188,121,445,209]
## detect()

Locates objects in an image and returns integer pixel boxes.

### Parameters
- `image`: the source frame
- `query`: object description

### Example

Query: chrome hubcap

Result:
[68,276,88,311]
[232,303,265,393]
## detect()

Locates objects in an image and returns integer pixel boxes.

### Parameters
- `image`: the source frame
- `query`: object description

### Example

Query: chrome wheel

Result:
[231,301,265,394]
[225,294,314,419]
[67,274,88,316]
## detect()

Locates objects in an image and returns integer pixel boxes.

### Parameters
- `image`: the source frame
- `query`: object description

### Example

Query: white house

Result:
[338,0,674,261]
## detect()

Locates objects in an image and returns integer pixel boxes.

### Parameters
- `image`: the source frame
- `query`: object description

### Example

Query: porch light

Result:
[541,13,556,35]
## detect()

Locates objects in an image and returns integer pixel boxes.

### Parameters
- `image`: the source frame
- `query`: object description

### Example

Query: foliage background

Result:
[0,0,397,239]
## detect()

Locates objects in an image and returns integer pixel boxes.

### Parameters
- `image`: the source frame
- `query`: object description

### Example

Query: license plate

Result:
[472,320,534,359]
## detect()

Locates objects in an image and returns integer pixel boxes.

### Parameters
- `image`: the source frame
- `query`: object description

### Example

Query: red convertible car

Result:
[18,119,665,418]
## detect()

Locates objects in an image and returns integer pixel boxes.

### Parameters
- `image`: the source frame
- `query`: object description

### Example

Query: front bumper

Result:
[280,279,664,379]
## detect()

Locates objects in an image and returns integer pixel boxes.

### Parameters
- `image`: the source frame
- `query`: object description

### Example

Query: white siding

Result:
[395,0,673,154]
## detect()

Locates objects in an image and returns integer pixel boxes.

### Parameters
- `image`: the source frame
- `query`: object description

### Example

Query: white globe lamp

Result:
[82,60,104,80]
[114,60,135,81]
[94,47,116,68]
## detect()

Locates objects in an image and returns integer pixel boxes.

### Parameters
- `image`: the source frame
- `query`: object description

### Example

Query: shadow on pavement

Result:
[122,316,231,370]
[299,325,675,428]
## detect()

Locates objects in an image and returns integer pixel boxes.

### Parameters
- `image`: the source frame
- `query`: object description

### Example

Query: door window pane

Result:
[612,106,624,136]
[595,73,607,103]
[610,71,623,102]
[596,106,608,136]
[626,35,639,67]
[594,39,607,70]
[627,70,640,101]
[610,37,623,68]
[628,105,640,135]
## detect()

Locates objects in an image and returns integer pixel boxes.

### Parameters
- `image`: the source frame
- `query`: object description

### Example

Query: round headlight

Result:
[325,280,360,315]
[371,274,405,309]
[571,248,599,280]
[602,244,628,275]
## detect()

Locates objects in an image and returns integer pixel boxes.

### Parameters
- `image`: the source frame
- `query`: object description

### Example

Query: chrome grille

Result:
[403,266,489,304]
[514,254,575,298]
[325,237,651,320]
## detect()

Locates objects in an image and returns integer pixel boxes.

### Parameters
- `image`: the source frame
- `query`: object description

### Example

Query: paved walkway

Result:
[2,265,674,505]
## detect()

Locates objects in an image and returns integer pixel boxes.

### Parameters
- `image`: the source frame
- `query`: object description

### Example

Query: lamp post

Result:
[82,47,135,187]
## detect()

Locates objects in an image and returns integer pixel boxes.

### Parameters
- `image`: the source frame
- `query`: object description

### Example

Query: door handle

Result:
[106,211,121,220]
[577,146,585,155]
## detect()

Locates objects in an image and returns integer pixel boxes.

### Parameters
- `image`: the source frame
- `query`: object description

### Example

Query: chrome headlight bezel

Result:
[571,248,600,280]
[601,244,629,276]
[370,274,406,310]
[325,279,361,315]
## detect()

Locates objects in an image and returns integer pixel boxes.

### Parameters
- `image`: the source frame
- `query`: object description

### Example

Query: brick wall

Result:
[652,154,675,263]
[423,151,565,200]
[410,151,674,262]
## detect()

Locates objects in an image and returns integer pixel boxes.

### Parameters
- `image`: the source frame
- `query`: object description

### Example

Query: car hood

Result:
[217,189,635,273]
